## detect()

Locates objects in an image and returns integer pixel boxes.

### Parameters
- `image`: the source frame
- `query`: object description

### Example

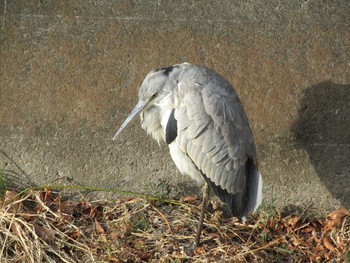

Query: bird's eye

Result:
[151,92,158,99]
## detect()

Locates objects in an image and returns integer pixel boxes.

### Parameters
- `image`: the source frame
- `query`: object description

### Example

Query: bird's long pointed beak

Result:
[112,100,145,140]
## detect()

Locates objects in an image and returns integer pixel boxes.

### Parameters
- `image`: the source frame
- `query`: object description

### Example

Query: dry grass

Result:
[0,188,349,262]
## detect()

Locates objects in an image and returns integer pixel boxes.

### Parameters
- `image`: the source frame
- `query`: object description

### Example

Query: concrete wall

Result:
[1,1,349,213]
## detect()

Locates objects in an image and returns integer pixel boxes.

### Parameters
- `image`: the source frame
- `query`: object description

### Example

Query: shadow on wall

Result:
[0,150,91,198]
[0,150,36,190]
[292,81,350,209]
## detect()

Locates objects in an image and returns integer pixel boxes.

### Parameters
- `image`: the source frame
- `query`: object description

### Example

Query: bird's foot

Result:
[185,243,198,257]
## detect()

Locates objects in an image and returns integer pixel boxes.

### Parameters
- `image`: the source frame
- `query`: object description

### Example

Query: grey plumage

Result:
[113,62,262,250]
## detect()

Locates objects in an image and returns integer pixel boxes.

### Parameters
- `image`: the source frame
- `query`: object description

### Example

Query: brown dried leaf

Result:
[95,218,105,234]
[302,226,315,233]
[105,255,120,262]
[70,229,81,239]
[309,255,316,262]
[135,250,151,261]
[91,204,104,218]
[325,207,349,231]
[119,197,136,202]
[328,207,349,218]
[194,246,205,255]
[33,223,56,243]
[72,202,92,218]
[285,215,299,228]
[323,235,335,252]
[182,195,199,202]
[109,231,119,240]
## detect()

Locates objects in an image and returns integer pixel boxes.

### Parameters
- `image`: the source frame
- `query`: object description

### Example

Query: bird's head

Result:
[113,63,189,140]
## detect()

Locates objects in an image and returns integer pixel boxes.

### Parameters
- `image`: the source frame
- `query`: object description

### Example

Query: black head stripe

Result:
[156,65,179,76]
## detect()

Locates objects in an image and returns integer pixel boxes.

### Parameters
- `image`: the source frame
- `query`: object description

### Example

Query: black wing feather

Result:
[166,109,178,144]
[204,160,248,217]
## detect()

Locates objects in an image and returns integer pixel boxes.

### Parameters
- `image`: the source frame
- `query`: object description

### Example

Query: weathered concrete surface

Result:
[1,1,349,213]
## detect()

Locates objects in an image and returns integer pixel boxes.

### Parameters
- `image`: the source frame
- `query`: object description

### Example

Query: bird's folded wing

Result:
[175,81,254,196]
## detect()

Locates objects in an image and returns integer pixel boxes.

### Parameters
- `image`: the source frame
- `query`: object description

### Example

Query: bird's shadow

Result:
[292,81,350,209]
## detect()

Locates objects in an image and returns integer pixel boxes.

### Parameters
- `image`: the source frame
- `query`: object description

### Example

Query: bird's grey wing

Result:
[175,76,259,216]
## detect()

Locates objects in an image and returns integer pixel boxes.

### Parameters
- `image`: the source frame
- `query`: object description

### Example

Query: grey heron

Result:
[113,63,262,251]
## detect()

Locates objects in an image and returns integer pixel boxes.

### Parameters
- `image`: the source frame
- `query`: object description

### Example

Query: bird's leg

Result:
[193,182,209,249]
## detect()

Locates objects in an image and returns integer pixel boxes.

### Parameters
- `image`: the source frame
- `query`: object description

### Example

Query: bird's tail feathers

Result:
[246,161,263,214]
[204,158,262,218]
